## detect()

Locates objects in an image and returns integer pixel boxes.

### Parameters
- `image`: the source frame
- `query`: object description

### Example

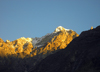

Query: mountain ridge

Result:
[0,26,79,72]
[0,26,99,72]
[0,26,78,58]
[32,25,100,72]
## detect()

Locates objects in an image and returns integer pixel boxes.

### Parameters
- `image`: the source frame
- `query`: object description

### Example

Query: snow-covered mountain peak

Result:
[53,26,70,33]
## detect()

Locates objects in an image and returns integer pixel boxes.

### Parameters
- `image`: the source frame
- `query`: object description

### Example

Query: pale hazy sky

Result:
[0,0,100,41]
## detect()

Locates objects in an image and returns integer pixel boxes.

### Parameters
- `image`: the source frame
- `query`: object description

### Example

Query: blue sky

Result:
[0,0,100,41]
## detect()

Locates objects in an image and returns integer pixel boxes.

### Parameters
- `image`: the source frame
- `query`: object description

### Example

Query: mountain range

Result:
[0,26,100,72]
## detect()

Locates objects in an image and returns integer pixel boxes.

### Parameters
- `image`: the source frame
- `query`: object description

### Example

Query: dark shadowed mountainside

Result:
[32,26,100,72]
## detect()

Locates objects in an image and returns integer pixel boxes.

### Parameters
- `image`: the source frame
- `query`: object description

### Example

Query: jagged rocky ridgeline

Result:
[0,26,79,58]
[32,25,100,72]
[0,26,99,72]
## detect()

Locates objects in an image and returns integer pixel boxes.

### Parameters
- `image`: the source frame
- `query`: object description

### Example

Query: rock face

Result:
[32,26,100,72]
[32,28,78,56]
[0,37,33,58]
[0,26,78,58]
[0,26,79,72]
